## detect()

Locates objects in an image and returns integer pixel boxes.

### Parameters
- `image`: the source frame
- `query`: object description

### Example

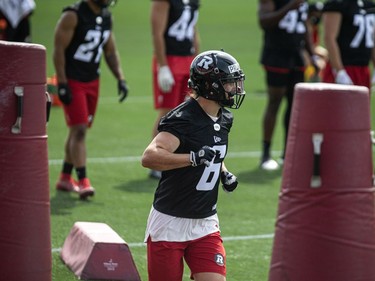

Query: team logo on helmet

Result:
[195,55,214,74]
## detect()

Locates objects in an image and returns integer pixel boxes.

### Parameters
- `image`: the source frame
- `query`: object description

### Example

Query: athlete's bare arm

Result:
[53,11,77,84]
[151,0,169,67]
[193,26,200,56]
[323,11,344,72]
[142,131,192,171]
[103,32,125,81]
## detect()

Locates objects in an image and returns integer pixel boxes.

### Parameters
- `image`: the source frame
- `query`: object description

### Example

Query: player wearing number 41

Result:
[148,0,200,180]
[141,50,245,281]
[321,0,375,88]
[53,0,129,199]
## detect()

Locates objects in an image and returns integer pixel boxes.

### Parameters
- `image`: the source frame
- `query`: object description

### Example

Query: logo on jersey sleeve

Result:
[168,110,183,119]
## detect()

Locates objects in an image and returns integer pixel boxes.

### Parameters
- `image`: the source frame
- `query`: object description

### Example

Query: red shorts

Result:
[152,55,194,109]
[147,232,226,281]
[322,63,370,89]
[63,79,99,127]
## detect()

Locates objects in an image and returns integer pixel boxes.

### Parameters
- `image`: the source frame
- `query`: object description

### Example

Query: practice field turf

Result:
[28,1,375,280]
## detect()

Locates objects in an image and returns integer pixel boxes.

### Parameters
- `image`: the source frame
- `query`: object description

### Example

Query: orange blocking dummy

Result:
[0,41,51,280]
[269,83,375,281]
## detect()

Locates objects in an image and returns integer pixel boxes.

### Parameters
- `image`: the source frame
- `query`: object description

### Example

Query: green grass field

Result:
[29,1,375,280]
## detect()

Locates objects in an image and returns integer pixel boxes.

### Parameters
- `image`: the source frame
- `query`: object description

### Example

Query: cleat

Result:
[78,178,95,200]
[260,158,280,171]
[56,176,79,192]
[149,169,161,180]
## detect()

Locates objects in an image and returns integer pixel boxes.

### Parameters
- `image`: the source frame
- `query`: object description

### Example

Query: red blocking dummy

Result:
[61,222,141,281]
[269,83,375,281]
[0,41,51,281]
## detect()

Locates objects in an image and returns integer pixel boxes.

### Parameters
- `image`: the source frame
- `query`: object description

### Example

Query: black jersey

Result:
[153,98,233,219]
[161,0,200,56]
[63,1,112,82]
[260,0,308,69]
[324,0,375,66]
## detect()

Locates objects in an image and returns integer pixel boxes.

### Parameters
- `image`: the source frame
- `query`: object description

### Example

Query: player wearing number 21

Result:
[322,0,375,88]
[142,50,246,281]
[148,0,200,179]
[53,0,129,199]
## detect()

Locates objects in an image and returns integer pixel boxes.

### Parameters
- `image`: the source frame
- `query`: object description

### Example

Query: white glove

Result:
[158,65,175,93]
[335,69,353,85]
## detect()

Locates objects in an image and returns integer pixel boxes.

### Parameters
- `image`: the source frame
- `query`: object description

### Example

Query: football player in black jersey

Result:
[322,0,375,88]
[258,0,317,171]
[149,0,201,179]
[53,0,129,199]
[141,50,245,281]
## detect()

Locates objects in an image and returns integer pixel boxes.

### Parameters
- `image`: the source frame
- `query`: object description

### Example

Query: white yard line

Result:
[51,233,274,253]
[48,151,281,165]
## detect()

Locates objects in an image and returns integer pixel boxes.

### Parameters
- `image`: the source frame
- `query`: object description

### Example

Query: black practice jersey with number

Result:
[324,0,375,66]
[260,0,308,68]
[161,0,200,56]
[153,98,233,219]
[63,1,112,82]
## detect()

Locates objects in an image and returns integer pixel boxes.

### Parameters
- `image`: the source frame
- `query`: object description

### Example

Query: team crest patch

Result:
[214,253,225,266]
[195,55,214,74]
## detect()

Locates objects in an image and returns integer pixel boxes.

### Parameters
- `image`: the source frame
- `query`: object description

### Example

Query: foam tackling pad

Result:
[269,83,375,281]
[61,222,141,281]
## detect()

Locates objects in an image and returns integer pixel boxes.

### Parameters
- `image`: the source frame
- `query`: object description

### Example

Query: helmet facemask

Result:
[214,73,246,109]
